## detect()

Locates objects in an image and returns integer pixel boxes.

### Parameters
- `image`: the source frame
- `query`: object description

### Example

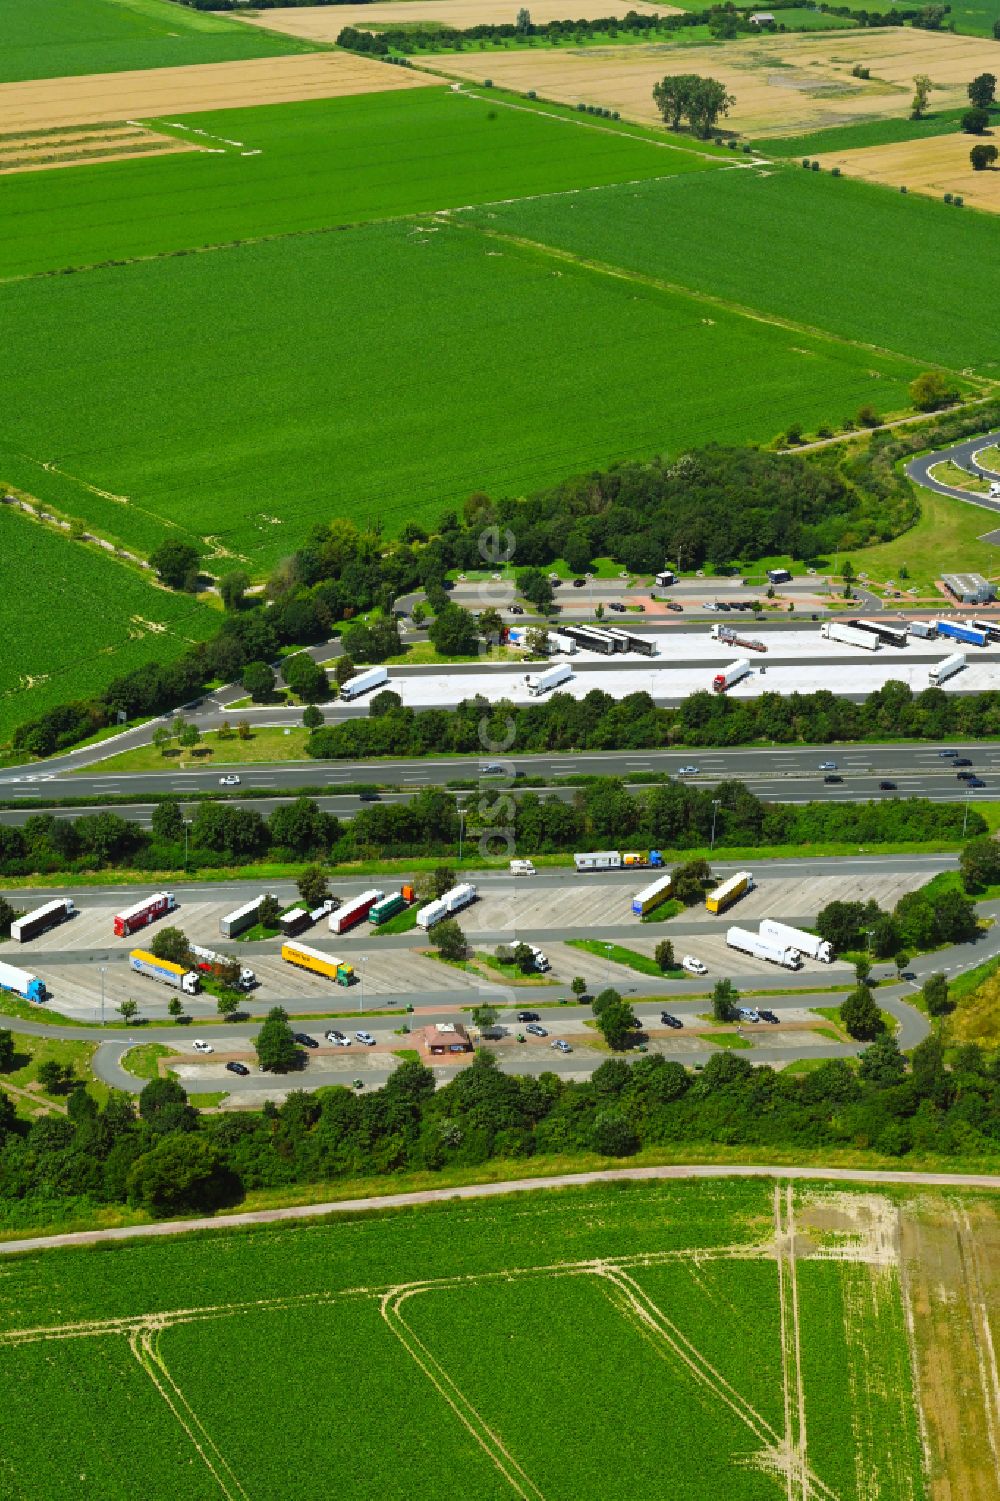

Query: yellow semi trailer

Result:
[280,942,354,985]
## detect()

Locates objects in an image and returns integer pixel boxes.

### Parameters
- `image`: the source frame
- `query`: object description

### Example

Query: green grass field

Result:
[0,1179,935,1500]
[0,0,314,83]
[0,213,924,567]
[0,508,217,741]
[0,88,719,282]
[814,0,998,31]
[762,105,987,158]
[465,166,1000,377]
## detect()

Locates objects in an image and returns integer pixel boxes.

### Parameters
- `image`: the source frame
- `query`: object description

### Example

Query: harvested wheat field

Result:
[429,28,1000,135]
[816,129,1000,212]
[0,121,199,175]
[0,51,436,132]
[241,0,678,41]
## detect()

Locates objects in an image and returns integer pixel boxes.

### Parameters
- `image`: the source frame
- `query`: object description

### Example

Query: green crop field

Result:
[0,1179,944,1500]
[0,88,720,282]
[0,213,924,567]
[0,0,314,84]
[464,167,1000,376]
[0,507,217,742]
[762,106,981,157]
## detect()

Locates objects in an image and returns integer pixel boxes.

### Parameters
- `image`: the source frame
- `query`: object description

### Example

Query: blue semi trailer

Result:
[936,620,989,647]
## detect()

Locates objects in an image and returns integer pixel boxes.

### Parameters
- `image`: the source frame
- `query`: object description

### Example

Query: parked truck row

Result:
[416,883,477,929]
[726,917,834,970]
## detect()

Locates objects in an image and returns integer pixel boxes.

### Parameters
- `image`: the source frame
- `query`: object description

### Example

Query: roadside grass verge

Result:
[566,938,675,979]
[0,1034,107,1110]
[120,1042,173,1081]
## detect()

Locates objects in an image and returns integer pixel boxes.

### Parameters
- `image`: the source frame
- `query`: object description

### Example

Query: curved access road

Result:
[2,1160,997,1256]
[906,429,1000,507]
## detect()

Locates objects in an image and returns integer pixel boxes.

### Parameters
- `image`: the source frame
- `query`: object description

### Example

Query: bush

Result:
[962,106,990,133]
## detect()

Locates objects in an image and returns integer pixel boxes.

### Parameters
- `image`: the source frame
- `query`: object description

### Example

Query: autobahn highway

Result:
[2,741,999,822]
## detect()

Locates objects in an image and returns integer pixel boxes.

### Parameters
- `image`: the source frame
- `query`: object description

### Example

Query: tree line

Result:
[0,779,981,878]
[306,680,1000,760]
[0,1029,994,1226]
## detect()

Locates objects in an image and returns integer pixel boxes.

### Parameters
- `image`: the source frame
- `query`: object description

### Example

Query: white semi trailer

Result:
[526,662,573,696]
[821,622,880,652]
[726,926,802,970]
[758,919,833,964]
[929,652,966,686]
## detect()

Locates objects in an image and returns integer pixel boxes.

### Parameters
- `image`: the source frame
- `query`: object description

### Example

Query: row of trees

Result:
[307,679,1000,759]
[1,1030,996,1223]
[0,779,980,877]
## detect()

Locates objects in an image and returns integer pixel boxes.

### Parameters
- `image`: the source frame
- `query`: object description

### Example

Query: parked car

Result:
[758,1010,780,1024]
[225,1061,250,1076]
[551,1039,572,1053]
[681,955,707,976]
[818,761,837,771]
[659,1012,683,1029]
[608,601,626,612]
[356,1031,376,1046]
[219,774,241,786]
[715,602,730,612]
[325,1030,350,1046]
[294,1032,319,1049]
[525,1024,548,1037]
[192,1040,213,1054]
[509,604,524,614]
[738,1008,761,1023]
[572,578,586,588]
[704,602,719,612]
[516,1011,540,1023]
[665,601,684,613]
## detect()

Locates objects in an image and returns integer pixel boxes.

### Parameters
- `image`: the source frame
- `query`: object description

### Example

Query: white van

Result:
[510,860,536,876]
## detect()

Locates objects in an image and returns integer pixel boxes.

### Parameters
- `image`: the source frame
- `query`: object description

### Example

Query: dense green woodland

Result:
[0,780,981,877]
[0,1036,995,1228]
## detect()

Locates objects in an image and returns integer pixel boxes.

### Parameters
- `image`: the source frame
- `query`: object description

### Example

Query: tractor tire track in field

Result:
[599,1260,839,1501]
[455,220,990,388]
[774,1185,809,1501]
[130,1325,249,1501]
[382,1286,546,1501]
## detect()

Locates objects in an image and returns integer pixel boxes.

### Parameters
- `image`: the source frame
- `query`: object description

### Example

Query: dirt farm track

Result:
[0,52,437,132]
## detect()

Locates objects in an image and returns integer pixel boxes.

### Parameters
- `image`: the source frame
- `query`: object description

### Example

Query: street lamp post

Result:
[605,943,613,992]
[183,820,190,870]
[963,787,973,837]
[710,799,722,851]
[98,964,107,1027]
[458,805,466,865]
[359,954,367,1014]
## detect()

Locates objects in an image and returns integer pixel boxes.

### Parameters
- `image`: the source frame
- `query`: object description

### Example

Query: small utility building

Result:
[942,572,995,605]
[421,1022,472,1056]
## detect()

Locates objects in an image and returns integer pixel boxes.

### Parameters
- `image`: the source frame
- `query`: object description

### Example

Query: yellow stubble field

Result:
[816,128,1000,213]
[423,28,1000,136]
[239,0,679,40]
[0,51,437,132]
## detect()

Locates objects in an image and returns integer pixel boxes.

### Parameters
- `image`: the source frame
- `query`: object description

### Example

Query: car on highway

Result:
[665,601,684,612]
[938,748,959,758]
[358,791,380,802]
[325,1030,350,1046]
[823,774,843,784]
[681,955,707,975]
[219,774,241,786]
[969,776,987,788]
[482,763,505,774]
[225,1061,250,1076]
[192,1040,213,1054]
[355,1030,376,1046]
[879,780,897,791]
[818,760,837,771]
[958,771,976,781]
[676,765,699,775]
[551,1039,572,1053]
[572,578,586,588]
[659,1012,683,1029]
[525,1023,548,1037]
[954,757,973,767]
[294,1032,319,1049]
[516,1011,540,1023]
